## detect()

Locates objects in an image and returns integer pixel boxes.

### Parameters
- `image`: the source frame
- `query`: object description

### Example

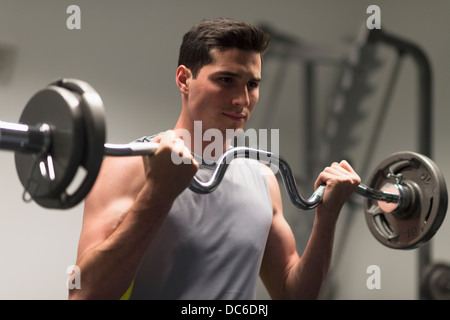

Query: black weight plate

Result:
[364,151,448,249]
[51,78,106,209]
[15,86,84,207]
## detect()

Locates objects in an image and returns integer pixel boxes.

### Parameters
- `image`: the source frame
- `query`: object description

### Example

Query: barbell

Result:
[0,78,447,249]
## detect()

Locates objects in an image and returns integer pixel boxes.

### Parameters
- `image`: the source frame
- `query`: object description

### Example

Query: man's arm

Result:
[69,131,198,300]
[260,161,360,300]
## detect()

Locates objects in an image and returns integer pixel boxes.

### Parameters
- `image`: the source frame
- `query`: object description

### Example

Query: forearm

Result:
[69,186,173,300]
[283,211,337,300]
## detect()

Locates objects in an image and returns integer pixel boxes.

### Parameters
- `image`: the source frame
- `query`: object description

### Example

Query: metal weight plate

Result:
[15,86,85,208]
[52,78,106,209]
[364,151,448,249]
[15,79,106,209]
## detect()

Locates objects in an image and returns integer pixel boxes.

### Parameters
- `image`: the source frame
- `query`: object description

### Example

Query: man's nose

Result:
[232,86,250,108]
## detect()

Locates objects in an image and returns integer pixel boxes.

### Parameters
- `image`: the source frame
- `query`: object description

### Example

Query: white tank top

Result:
[129,137,273,299]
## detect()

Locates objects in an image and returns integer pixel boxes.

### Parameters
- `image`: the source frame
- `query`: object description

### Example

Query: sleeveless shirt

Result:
[129,136,274,300]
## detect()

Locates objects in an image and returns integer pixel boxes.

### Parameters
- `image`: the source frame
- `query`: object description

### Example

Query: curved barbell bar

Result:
[104,143,401,211]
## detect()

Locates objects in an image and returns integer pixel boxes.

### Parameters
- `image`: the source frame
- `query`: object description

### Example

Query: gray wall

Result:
[0,0,449,299]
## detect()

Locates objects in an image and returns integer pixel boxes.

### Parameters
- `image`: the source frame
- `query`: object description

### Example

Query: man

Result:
[69,18,360,300]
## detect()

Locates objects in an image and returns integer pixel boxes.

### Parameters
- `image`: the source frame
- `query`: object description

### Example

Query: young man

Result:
[69,18,360,300]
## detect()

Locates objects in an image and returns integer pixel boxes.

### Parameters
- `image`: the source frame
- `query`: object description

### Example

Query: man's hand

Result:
[142,130,199,202]
[314,160,361,221]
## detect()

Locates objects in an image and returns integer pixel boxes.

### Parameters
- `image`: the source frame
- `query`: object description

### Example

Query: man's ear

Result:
[176,65,192,94]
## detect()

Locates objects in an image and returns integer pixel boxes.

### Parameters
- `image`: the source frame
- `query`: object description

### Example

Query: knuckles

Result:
[320,162,361,187]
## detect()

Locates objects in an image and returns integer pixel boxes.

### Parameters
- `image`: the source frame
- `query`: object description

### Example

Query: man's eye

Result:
[248,81,259,89]
[219,77,233,84]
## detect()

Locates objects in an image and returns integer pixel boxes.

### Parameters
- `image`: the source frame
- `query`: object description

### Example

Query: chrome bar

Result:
[188,146,400,210]
[104,143,400,210]
[104,142,159,156]
[355,183,400,203]
[0,120,50,154]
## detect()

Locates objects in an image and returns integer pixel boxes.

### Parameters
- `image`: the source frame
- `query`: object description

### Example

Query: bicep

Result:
[76,156,145,261]
[259,165,300,299]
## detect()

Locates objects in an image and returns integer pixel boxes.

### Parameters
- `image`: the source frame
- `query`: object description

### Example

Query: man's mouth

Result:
[222,112,246,122]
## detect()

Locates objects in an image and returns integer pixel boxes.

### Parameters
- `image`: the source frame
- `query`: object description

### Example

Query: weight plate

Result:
[52,78,106,209]
[15,86,85,207]
[364,151,448,249]
[14,79,106,209]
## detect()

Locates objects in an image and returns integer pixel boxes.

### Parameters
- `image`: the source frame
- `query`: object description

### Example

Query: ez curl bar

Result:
[0,79,447,249]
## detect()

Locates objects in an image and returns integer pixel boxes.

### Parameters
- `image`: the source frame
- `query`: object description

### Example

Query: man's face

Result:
[183,47,262,134]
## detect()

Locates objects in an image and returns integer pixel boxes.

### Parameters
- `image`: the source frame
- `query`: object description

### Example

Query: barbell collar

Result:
[355,183,400,203]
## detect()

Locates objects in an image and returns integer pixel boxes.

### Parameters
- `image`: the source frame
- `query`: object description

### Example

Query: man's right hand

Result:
[142,130,199,202]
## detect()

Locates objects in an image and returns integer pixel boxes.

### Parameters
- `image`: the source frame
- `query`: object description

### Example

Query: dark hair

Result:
[178,18,270,78]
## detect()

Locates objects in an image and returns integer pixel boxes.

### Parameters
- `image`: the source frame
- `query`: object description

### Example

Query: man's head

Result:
[178,18,270,78]
[174,19,270,152]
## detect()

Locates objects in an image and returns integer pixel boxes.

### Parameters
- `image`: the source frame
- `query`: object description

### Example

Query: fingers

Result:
[142,131,198,201]
[313,160,362,217]
[314,160,361,190]
[151,130,198,167]
[171,136,187,157]
[337,160,357,174]
[325,162,354,178]
[155,130,176,146]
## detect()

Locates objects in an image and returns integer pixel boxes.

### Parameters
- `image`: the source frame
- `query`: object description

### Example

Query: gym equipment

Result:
[0,78,447,249]
[421,263,450,300]
[364,152,447,249]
